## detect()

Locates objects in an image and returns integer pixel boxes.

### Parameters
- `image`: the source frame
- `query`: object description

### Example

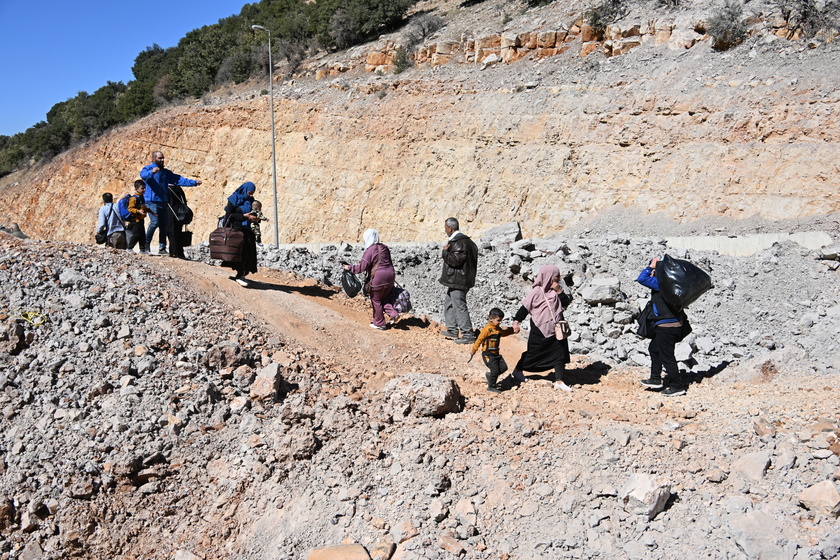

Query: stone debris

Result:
[620,473,671,520]
[1,230,839,560]
[219,219,840,380]
[798,480,840,516]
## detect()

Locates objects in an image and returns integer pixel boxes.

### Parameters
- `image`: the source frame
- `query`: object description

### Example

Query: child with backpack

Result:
[469,308,519,393]
[121,180,152,253]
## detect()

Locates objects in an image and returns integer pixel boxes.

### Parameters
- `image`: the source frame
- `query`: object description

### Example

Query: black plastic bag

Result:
[657,254,712,311]
[342,270,362,298]
[636,301,655,339]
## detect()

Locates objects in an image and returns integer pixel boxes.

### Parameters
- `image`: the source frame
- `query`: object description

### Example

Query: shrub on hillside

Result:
[585,0,627,33]
[773,0,840,39]
[707,0,748,50]
[394,47,410,73]
[403,13,444,48]
[329,0,417,50]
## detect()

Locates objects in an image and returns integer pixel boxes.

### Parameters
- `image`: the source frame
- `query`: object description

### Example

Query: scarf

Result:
[228,182,255,208]
[363,228,380,249]
[521,264,562,338]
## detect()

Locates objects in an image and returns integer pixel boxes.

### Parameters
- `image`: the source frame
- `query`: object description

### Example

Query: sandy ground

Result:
[159,256,839,432]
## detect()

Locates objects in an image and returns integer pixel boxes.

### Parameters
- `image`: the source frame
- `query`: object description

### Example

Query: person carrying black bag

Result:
[165,184,194,260]
[636,257,690,397]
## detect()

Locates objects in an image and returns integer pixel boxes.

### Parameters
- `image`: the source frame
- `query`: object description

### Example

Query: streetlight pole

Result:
[252,24,280,249]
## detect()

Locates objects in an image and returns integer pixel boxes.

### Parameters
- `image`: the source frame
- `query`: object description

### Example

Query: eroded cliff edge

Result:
[1,11,838,245]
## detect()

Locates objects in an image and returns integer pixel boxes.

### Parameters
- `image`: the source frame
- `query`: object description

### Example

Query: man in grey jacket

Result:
[439,217,479,343]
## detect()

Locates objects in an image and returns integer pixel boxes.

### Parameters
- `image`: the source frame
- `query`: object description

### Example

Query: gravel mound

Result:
[193,221,840,378]
[2,233,839,560]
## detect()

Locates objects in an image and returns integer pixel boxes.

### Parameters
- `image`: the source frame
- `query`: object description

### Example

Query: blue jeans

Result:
[145,201,169,250]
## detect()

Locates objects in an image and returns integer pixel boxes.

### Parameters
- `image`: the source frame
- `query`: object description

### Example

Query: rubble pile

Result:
[1,233,838,560]
[199,221,840,378]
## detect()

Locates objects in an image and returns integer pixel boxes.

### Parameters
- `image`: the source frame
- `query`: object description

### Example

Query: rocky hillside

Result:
[0,0,839,246]
[1,226,839,560]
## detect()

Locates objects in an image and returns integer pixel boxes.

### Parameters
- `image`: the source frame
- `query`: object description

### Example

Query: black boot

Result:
[485,372,501,393]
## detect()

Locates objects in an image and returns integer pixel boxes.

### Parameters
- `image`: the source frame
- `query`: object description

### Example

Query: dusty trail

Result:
[163,257,528,386]
[155,256,838,439]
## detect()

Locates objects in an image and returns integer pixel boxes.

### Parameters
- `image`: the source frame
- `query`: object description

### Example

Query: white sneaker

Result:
[553,381,573,392]
[369,323,386,330]
[234,277,249,287]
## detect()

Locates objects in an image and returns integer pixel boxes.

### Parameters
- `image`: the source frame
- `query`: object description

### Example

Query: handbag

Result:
[209,216,244,262]
[95,226,107,245]
[341,269,362,298]
[168,186,194,225]
[95,205,117,244]
[636,301,655,339]
[391,282,412,313]
[540,288,572,340]
[179,227,193,248]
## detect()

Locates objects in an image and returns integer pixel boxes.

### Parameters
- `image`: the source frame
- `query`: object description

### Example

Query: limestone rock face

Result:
[1,15,838,246]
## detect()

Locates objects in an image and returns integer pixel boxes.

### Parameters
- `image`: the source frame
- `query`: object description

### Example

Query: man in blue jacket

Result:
[636,257,688,397]
[139,151,202,255]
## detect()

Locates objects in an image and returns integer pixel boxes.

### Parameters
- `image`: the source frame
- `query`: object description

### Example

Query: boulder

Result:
[383,372,462,418]
[581,278,622,305]
[674,341,693,362]
[731,451,771,481]
[250,362,283,401]
[481,221,521,246]
[620,473,671,520]
[308,544,371,560]
[728,511,798,560]
[798,480,840,515]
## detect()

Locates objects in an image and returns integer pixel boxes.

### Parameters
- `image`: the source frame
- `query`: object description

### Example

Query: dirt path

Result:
[164,258,524,380]
[155,257,838,436]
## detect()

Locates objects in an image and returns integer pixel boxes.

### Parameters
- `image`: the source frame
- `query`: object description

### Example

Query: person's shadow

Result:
[246,278,338,299]
[497,360,612,391]
[388,317,428,330]
[566,360,611,386]
[685,360,731,386]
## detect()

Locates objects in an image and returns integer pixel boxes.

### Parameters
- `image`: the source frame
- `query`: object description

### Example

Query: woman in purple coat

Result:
[344,229,398,330]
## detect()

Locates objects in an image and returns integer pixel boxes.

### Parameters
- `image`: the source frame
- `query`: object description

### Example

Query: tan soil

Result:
[160,256,838,431]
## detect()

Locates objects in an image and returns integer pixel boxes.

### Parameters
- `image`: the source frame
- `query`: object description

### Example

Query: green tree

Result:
[328,0,417,50]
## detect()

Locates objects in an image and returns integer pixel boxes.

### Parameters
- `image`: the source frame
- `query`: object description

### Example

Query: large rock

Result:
[383,372,462,418]
[620,473,671,520]
[581,278,622,305]
[728,511,798,560]
[249,362,283,401]
[798,480,840,515]
[481,221,522,247]
[731,451,771,481]
[308,544,371,560]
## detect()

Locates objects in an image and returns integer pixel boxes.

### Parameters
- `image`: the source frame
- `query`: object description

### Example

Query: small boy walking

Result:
[126,180,152,253]
[250,200,268,244]
[470,308,519,393]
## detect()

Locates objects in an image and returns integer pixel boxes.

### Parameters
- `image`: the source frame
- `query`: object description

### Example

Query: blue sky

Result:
[0,0,247,137]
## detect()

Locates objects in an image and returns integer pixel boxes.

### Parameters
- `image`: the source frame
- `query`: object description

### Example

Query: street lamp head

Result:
[251,24,266,31]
